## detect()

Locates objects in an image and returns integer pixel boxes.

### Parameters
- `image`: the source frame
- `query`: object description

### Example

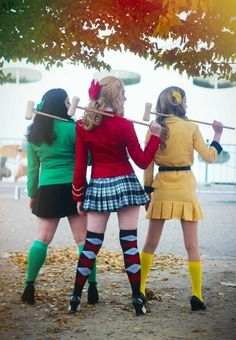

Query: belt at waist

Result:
[159,166,191,171]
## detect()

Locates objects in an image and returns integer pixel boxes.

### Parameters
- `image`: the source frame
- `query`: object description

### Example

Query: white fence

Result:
[131,142,236,193]
[1,139,236,194]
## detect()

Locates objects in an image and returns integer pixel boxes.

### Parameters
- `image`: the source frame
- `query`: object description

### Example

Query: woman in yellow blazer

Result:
[141,86,224,311]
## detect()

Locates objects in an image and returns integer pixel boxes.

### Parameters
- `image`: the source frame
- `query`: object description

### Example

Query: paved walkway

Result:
[0,183,236,340]
[0,183,236,260]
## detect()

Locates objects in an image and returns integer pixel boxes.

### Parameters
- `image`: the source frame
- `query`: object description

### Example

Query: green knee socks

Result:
[77,244,97,284]
[25,240,48,283]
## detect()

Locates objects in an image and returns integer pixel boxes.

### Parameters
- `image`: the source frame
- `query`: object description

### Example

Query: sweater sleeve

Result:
[124,120,161,169]
[72,123,88,202]
[143,131,155,192]
[27,142,40,198]
[193,125,222,163]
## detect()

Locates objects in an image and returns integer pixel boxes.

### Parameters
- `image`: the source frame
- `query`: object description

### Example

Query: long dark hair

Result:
[27,88,70,145]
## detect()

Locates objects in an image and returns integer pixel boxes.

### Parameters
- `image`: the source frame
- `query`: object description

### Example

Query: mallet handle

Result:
[187,118,234,130]
[150,112,235,130]
[33,110,69,122]
[76,106,114,117]
[130,119,149,127]
[77,106,149,126]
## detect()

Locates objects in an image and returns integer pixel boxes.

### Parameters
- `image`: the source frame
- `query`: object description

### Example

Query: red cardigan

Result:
[72,113,160,201]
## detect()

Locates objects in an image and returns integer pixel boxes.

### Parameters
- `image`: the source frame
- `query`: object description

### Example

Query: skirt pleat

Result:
[146,200,203,221]
[83,174,149,212]
[32,183,78,218]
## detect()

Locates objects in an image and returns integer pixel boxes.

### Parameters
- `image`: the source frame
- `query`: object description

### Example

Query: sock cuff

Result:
[77,244,84,255]
[188,261,202,267]
[32,240,48,250]
[119,229,137,237]
[86,230,104,240]
[141,251,154,259]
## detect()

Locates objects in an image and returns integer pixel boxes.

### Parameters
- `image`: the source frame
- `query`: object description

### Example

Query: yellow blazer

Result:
[144,116,219,221]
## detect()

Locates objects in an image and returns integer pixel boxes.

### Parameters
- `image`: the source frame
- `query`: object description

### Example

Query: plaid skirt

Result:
[82,173,149,212]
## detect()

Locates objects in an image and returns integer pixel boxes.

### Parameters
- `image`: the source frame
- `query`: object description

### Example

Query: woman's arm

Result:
[125,121,161,169]
[27,142,40,198]
[72,124,88,202]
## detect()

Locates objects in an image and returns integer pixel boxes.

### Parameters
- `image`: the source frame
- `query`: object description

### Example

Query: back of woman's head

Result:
[40,88,69,118]
[155,86,186,148]
[84,76,124,130]
[156,86,186,117]
[98,76,124,115]
[27,88,69,145]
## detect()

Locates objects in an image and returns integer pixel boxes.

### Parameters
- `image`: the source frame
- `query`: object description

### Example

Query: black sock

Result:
[119,229,141,298]
[73,231,104,297]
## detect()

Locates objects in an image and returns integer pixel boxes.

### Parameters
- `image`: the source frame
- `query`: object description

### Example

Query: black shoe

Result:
[139,292,147,304]
[87,283,99,304]
[21,282,35,305]
[190,295,207,311]
[132,293,146,316]
[68,295,81,313]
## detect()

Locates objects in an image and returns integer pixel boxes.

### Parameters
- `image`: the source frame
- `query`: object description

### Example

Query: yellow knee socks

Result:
[140,252,154,295]
[188,261,203,301]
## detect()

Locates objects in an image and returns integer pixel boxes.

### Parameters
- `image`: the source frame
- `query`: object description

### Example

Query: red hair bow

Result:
[88,79,101,100]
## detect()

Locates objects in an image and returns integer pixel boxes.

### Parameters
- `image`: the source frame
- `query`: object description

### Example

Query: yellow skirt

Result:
[146,171,203,221]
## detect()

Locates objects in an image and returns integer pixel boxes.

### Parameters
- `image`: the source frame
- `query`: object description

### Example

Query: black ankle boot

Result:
[132,293,146,316]
[88,283,99,304]
[190,295,207,311]
[68,295,81,313]
[21,282,35,305]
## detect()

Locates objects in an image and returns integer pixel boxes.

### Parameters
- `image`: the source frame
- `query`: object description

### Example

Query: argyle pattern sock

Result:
[77,244,97,284]
[188,261,203,301]
[73,231,104,297]
[25,240,48,283]
[119,229,141,298]
[140,251,154,295]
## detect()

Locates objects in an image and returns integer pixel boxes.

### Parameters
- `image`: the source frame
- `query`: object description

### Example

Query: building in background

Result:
[0,53,235,185]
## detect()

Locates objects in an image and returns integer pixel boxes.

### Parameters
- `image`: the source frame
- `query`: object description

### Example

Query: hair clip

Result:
[88,79,101,100]
[172,91,182,104]
[35,100,45,111]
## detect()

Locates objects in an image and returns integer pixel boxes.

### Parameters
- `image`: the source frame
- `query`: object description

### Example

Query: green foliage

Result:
[0,0,236,83]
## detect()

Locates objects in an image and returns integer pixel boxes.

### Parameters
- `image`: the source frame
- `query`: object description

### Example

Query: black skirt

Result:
[32,183,78,218]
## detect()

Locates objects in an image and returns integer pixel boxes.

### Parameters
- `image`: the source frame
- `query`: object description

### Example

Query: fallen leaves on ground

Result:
[0,248,186,336]
[10,247,185,273]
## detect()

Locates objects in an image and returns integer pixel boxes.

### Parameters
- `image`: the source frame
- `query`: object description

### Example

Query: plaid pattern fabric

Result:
[82,174,149,212]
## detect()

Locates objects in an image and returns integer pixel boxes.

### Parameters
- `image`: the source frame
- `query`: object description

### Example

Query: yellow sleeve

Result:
[193,126,218,163]
[143,131,154,187]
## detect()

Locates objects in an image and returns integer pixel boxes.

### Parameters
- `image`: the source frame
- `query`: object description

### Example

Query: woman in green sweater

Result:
[22,88,98,305]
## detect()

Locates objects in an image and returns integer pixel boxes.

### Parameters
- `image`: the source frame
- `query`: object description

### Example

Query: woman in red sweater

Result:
[69,76,162,316]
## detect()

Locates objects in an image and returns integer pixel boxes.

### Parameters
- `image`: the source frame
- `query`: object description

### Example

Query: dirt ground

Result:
[0,247,236,340]
[0,190,236,339]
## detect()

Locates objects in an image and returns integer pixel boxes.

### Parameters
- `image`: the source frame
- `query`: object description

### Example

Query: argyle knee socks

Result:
[119,229,141,298]
[77,243,97,284]
[73,231,104,298]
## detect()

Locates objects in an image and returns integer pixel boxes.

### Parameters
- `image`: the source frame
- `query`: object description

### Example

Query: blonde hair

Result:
[82,76,125,130]
[155,86,186,148]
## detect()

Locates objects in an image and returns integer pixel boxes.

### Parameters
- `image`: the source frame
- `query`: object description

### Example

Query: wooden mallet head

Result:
[143,102,156,121]
[68,96,80,117]
[25,101,36,120]
[25,101,68,121]
[143,102,235,130]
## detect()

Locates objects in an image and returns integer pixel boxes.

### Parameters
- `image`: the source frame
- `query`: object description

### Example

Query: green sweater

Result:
[27,120,76,198]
